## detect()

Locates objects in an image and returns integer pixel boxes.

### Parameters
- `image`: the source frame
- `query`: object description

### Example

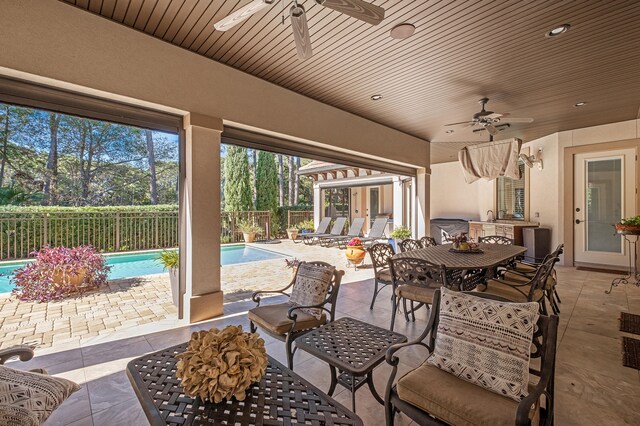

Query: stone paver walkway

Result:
[0,239,374,350]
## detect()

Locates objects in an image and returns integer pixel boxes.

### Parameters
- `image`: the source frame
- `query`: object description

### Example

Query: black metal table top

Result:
[126,342,363,426]
[295,317,407,376]
[393,243,527,270]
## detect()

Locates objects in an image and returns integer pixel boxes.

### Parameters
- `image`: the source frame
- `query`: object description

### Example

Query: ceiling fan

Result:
[213,0,385,60]
[444,98,534,136]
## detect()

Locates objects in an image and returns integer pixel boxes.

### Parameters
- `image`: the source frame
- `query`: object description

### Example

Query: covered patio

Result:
[1,1,640,426]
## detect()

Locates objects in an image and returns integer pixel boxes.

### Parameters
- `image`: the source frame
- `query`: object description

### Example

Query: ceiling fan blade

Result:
[485,112,503,120]
[214,0,273,31]
[316,0,385,25]
[501,117,534,123]
[290,4,313,60]
[444,121,475,127]
[486,124,499,135]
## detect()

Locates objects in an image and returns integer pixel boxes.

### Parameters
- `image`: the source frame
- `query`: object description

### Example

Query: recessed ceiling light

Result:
[546,24,570,37]
[445,130,454,134]
[390,23,416,40]
[574,101,588,107]
[370,94,383,101]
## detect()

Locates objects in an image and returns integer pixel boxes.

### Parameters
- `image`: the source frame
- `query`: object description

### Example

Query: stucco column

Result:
[392,177,404,230]
[414,168,429,239]
[313,184,322,226]
[182,113,223,323]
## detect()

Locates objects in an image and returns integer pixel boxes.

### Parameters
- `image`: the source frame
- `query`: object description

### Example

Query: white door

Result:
[574,149,636,267]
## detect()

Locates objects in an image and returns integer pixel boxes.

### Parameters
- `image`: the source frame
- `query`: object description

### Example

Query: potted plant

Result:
[238,220,263,243]
[297,220,315,234]
[158,249,180,307]
[615,215,640,233]
[389,226,412,252]
[345,237,366,267]
[286,226,299,241]
[284,257,301,277]
[11,245,110,302]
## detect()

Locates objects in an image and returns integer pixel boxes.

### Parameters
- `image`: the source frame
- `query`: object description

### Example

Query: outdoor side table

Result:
[295,317,407,413]
[127,342,363,426]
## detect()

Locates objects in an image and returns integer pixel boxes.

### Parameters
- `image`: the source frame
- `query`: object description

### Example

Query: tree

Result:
[288,155,295,205]
[223,145,253,211]
[293,156,301,205]
[251,149,257,209]
[277,154,284,207]
[145,129,158,205]
[255,151,278,236]
[43,112,60,205]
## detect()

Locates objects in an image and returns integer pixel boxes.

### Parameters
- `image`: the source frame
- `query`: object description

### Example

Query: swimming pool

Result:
[0,244,287,294]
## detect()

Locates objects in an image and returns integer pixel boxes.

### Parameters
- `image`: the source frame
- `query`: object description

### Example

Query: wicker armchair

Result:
[385,289,558,426]
[367,243,395,310]
[249,261,344,370]
[397,238,421,253]
[389,257,447,331]
[419,236,437,248]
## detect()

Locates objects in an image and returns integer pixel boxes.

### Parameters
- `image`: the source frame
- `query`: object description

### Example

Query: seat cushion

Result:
[248,303,326,335]
[0,366,80,424]
[396,284,437,304]
[397,362,538,426]
[427,288,539,402]
[377,268,392,283]
[482,280,544,303]
[289,263,335,319]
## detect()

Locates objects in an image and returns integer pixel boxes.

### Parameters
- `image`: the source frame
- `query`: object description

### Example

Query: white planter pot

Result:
[169,268,179,307]
[242,232,256,243]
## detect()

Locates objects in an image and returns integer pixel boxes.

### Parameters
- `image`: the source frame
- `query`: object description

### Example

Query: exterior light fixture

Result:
[371,94,383,101]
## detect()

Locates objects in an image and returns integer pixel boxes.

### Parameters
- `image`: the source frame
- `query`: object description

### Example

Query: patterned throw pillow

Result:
[0,366,80,423]
[0,404,39,426]
[289,263,335,320]
[427,287,539,401]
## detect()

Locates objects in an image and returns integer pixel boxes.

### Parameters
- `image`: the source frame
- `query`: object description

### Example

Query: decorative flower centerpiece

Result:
[345,237,366,266]
[451,233,470,251]
[176,325,268,403]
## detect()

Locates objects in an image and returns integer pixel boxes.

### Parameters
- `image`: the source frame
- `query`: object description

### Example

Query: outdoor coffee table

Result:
[295,317,407,413]
[127,342,363,426]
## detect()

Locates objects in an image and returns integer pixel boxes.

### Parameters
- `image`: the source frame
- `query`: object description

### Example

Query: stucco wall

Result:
[0,0,429,170]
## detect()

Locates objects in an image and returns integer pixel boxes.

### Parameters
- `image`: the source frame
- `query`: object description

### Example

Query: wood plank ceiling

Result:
[61,0,640,163]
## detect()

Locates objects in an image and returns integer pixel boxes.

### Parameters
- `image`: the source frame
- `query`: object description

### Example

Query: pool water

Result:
[0,244,286,294]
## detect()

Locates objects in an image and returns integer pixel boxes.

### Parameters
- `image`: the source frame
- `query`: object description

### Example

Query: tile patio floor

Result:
[4,244,640,425]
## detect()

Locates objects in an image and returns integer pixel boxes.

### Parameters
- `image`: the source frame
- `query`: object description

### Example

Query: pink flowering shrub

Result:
[11,245,110,302]
[347,237,362,247]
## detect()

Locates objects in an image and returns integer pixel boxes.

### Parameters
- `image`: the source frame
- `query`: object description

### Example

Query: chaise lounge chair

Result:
[319,217,365,248]
[302,217,347,246]
[299,217,331,245]
[359,217,389,246]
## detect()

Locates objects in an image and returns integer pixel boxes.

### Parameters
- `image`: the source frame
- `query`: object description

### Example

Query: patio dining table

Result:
[392,243,527,290]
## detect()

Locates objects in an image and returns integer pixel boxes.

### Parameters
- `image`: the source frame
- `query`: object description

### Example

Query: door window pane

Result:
[586,158,622,253]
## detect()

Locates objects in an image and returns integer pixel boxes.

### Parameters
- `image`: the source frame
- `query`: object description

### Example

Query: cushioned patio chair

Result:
[249,261,344,369]
[480,255,557,314]
[299,217,331,245]
[479,235,514,245]
[319,217,365,248]
[419,236,437,248]
[384,288,558,426]
[0,345,80,425]
[359,217,389,246]
[367,243,395,310]
[397,238,421,253]
[389,257,447,331]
